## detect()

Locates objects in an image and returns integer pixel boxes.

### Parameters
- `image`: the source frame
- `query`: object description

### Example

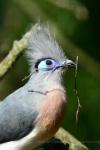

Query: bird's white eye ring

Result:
[36,58,56,71]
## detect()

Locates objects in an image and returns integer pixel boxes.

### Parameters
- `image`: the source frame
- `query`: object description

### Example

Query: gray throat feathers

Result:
[26,72,65,95]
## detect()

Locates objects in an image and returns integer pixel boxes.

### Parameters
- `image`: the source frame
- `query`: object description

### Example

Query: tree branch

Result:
[47,0,89,20]
[55,128,88,150]
[0,28,33,79]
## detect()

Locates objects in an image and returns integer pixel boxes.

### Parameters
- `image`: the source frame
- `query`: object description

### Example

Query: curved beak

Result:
[61,59,76,69]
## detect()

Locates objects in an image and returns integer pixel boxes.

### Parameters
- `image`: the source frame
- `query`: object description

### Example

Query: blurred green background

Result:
[0,0,100,149]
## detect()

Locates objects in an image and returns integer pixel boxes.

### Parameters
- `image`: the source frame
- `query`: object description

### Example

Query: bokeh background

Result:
[0,0,100,149]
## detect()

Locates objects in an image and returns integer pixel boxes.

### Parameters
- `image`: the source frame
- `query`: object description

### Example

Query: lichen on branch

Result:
[0,27,34,78]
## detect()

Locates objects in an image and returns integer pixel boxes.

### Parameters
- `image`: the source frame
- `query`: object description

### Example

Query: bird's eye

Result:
[37,58,56,71]
[46,60,53,66]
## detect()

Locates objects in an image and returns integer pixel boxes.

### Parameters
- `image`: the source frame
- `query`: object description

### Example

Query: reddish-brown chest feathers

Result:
[35,89,66,137]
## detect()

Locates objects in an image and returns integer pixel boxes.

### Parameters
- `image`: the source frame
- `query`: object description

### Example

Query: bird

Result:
[0,24,75,150]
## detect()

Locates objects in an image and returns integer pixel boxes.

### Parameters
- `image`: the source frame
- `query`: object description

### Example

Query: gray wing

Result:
[0,85,40,143]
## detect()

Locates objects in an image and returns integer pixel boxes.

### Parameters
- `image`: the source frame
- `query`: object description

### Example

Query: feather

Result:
[0,86,40,143]
[26,23,66,72]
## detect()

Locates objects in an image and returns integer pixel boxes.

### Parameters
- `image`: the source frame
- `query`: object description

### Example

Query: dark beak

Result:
[63,59,76,69]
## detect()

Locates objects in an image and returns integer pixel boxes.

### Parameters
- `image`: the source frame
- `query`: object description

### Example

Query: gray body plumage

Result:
[0,72,64,144]
[0,82,38,143]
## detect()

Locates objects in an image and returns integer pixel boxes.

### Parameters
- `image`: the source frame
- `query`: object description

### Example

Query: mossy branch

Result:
[0,28,33,78]
[55,128,88,150]
[47,0,89,20]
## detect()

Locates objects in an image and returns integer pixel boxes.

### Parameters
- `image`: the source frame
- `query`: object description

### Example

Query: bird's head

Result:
[26,24,75,89]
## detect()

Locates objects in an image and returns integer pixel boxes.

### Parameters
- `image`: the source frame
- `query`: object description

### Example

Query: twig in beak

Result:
[74,56,82,123]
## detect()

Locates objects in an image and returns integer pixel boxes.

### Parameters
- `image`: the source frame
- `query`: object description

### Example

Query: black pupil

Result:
[46,60,52,65]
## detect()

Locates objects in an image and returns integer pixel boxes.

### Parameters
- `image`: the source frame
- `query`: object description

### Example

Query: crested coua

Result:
[0,24,75,150]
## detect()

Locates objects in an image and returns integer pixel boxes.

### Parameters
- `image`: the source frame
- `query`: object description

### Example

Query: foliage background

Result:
[0,0,100,149]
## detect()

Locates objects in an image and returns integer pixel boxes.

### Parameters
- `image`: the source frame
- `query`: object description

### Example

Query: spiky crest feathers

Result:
[26,24,66,72]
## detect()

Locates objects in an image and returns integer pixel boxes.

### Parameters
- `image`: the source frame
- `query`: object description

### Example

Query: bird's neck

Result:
[26,72,65,93]
[12,90,66,150]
